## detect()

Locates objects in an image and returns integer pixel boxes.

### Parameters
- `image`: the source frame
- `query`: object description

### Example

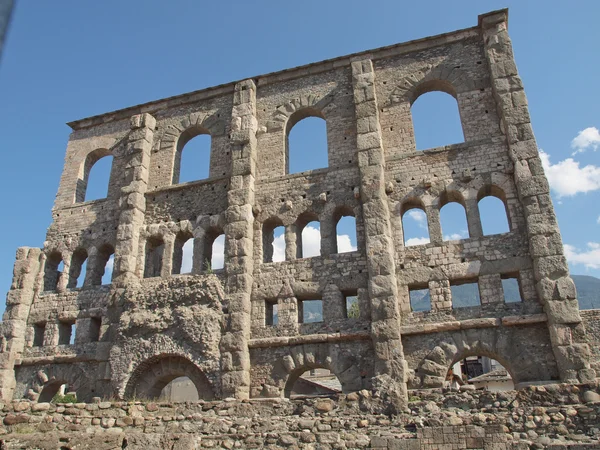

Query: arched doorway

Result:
[284,367,342,398]
[124,354,214,401]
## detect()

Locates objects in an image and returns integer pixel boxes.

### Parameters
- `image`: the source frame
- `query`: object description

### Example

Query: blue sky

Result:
[1,1,600,306]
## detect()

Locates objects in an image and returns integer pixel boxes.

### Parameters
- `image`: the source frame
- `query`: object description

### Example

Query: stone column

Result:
[112,113,156,286]
[0,248,42,400]
[429,279,452,311]
[284,224,297,261]
[426,206,443,244]
[352,59,407,410]
[220,80,257,399]
[465,198,483,238]
[478,274,503,304]
[480,10,595,382]
[160,233,175,277]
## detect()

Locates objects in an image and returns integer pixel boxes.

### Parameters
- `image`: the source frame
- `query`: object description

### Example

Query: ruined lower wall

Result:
[581,310,600,373]
[0,384,599,449]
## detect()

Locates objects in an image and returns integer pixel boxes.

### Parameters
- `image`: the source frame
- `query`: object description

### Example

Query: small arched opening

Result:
[124,354,214,401]
[284,367,342,399]
[401,200,430,247]
[477,186,511,235]
[172,231,193,275]
[44,251,64,291]
[174,127,212,184]
[159,376,199,402]
[410,81,464,151]
[144,236,165,278]
[448,356,515,392]
[439,191,469,241]
[296,212,321,258]
[263,218,286,263]
[76,149,113,203]
[68,248,88,289]
[90,243,114,286]
[286,110,328,174]
[333,206,357,254]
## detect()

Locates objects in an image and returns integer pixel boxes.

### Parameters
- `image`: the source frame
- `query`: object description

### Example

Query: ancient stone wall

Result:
[0,8,597,408]
[0,384,599,449]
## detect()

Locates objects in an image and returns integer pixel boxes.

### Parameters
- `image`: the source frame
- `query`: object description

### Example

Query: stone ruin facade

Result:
[0,9,598,414]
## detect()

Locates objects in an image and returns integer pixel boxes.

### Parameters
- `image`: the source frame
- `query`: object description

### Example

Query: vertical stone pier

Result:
[220,80,258,399]
[352,59,407,409]
[480,10,596,383]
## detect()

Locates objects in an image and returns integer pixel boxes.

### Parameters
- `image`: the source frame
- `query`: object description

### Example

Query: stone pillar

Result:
[220,80,257,399]
[429,280,452,311]
[465,198,484,238]
[284,224,297,261]
[478,274,503,304]
[426,206,443,245]
[112,113,156,286]
[480,10,595,382]
[161,233,175,277]
[0,248,42,400]
[319,218,335,258]
[323,284,344,321]
[352,59,407,410]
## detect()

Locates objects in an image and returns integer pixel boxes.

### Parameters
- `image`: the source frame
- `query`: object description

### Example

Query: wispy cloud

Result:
[571,127,600,155]
[407,209,427,229]
[405,236,430,247]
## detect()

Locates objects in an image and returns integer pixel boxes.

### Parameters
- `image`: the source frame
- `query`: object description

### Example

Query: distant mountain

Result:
[572,275,600,310]
[409,275,600,311]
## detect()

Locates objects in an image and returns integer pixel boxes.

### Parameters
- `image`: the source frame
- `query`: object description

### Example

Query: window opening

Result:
[177,134,211,183]
[501,276,523,303]
[67,249,88,289]
[440,201,469,241]
[287,115,328,174]
[58,321,75,346]
[402,206,430,246]
[33,323,45,347]
[263,220,286,263]
[478,195,510,235]
[301,221,321,258]
[144,237,165,278]
[409,285,431,312]
[89,317,101,342]
[450,280,481,308]
[298,299,323,324]
[44,253,63,291]
[455,356,514,391]
[172,233,193,275]
[344,293,359,318]
[411,91,464,150]
[287,368,342,398]
[265,300,279,326]
[335,215,357,254]
[84,155,113,201]
[211,234,225,270]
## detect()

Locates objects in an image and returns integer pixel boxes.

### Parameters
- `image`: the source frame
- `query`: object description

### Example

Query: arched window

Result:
[200,232,225,271]
[90,244,115,286]
[411,86,464,151]
[68,249,88,288]
[38,381,68,403]
[172,232,193,275]
[263,218,286,263]
[334,207,357,254]
[144,236,165,278]
[401,201,430,247]
[76,149,113,203]
[159,376,199,402]
[286,111,327,174]
[44,251,63,291]
[478,186,511,235]
[174,128,211,184]
[439,191,469,241]
[296,213,321,258]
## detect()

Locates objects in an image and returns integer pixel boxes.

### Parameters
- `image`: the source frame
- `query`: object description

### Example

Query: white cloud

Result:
[272,234,286,262]
[405,237,430,247]
[597,215,600,225]
[301,225,321,258]
[540,150,600,197]
[444,233,465,241]
[337,234,357,253]
[102,255,114,284]
[564,242,600,270]
[407,209,427,228]
[571,127,600,155]
[211,235,225,269]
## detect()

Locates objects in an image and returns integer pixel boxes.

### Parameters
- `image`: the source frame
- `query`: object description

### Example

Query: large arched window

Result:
[478,186,511,235]
[174,127,211,184]
[76,149,113,203]
[286,110,327,174]
[411,82,464,151]
[334,207,357,254]
[401,200,430,247]
[439,191,469,241]
[263,218,286,263]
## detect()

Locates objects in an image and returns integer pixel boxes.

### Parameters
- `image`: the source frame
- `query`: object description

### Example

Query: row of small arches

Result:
[77,91,463,203]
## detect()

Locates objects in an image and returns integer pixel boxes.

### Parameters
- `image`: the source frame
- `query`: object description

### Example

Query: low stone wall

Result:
[0,384,598,449]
